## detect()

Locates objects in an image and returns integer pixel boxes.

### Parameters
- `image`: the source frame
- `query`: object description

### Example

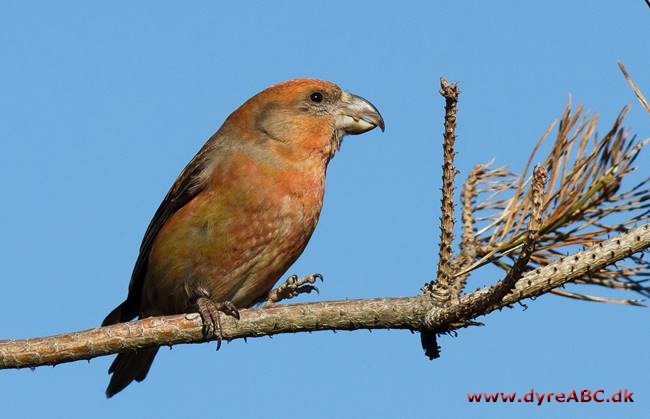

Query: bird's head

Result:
[224,79,384,161]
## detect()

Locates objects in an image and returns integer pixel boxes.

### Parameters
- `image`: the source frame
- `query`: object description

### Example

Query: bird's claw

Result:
[196,297,240,350]
[265,273,323,306]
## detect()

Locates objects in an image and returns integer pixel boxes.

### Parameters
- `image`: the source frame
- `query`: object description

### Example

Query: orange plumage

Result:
[102,79,383,397]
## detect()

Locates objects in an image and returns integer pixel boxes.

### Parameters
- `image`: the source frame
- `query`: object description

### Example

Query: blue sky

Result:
[1,1,648,418]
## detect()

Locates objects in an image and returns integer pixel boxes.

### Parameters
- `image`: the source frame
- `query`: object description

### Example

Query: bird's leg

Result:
[195,297,240,350]
[265,273,323,306]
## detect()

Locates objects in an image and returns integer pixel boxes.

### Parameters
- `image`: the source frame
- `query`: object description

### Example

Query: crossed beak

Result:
[335,91,385,135]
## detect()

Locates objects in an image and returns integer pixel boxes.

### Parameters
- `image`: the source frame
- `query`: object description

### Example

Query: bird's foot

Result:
[195,297,240,350]
[265,273,323,306]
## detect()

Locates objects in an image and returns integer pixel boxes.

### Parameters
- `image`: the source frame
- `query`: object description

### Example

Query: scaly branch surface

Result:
[422,78,460,303]
[1,223,647,370]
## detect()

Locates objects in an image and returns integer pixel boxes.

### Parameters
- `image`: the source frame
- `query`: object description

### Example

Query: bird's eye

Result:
[310,92,323,103]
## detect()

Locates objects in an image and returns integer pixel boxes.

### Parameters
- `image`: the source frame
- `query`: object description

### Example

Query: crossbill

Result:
[102,79,384,397]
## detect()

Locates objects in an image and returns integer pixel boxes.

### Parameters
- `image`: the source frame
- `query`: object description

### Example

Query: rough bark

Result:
[1,222,647,370]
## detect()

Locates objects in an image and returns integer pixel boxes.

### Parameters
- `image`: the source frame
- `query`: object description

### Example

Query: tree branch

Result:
[2,222,647,370]
[425,165,548,328]
[422,78,460,302]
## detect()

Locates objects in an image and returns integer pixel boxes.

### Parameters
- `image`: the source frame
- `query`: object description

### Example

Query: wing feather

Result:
[103,136,219,324]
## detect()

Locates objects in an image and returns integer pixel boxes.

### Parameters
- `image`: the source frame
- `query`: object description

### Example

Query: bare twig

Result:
[460,164,483,259]
[452,163,488,294]
[419,78,461,359]
[489,166,546,297]
[422,78,461,303]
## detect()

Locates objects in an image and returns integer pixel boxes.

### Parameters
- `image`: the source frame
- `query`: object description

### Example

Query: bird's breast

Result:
[143,153,327,313]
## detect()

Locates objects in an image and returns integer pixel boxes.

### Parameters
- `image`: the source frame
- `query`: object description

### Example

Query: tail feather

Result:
[106,347,159,398]
[102,301,137,327]
[103,300,158,397]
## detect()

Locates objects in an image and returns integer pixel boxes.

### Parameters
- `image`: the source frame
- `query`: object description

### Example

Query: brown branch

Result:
[0,297,429,369]
[460,165,482,251]
[2,223,647,370]
[419,78,461,359]
[452,163,486,293]
[422,78,460,302]
[424,222,649,330]
[425,166,547,329]
[487,166,546,297]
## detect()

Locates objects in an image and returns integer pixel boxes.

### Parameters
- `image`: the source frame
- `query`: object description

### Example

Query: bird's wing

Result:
[103,138,217,325]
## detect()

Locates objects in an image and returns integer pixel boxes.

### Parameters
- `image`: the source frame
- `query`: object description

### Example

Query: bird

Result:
[102,79,384,397]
